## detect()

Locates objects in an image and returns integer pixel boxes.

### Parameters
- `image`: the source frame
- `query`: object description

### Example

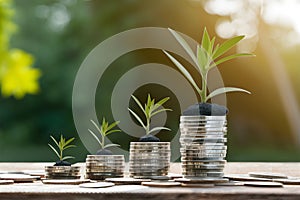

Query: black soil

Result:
[54,160,71,166]
[139,135,160,142]
[96,149,113,155]
[182,103,228,116]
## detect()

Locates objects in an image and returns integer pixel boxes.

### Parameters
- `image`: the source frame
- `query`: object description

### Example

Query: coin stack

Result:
[129,142,170,178]
[45,166,81,179]
[85,155,125,180]
[180,116,227,179]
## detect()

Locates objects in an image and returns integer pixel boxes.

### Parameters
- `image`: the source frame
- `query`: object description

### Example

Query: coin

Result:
[181,183,215,187]
[0,180,14,185]
[79,182,115,188]
[0,174,39,182]
[273,178,300,185]
[224,174,271,182]
[243,181,283,187]
[142,181,181,187]
[42,179,90,185]
[175,177,229,183]
[248,172,288,179]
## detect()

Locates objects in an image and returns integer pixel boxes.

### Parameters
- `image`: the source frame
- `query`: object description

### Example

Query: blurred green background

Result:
[1,0,300,162]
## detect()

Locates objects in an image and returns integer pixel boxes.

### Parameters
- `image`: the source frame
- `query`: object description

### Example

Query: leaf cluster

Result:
[163,28,254,103]
[88,118,121,150]
[48,135,76,161]
[128,94,172,135]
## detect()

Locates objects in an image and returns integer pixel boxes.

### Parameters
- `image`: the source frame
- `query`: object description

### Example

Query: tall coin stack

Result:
[85,155,125,180]
[180,116,227,179]
[45,166,81,179]
[129,142,170,178]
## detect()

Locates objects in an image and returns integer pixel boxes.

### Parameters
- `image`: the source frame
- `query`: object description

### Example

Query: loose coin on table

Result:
[243,181,283,187]
[273,178,300,185]
[105,178,151,185]
[224,174,271,182]
[181,183,214,187]
[79,182,115,188]
[175,178,229,184]
[0,180,14,185]
[42,179,90,185]
[142,181,181,187]
[0,174,39,182]
[248,172,288,179]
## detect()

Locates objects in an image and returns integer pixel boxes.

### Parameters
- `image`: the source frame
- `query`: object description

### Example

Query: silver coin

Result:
[273,178,300,185]
[183,146,227,150]
[248,172,288,179]
[79,182,115,188]
[243,181,283,187]
[105,177,151,184]
[183,172,224,177]
[45,166,81,170]
[175,177,229,183]
[180,115,226,120]
[224,174,272,182]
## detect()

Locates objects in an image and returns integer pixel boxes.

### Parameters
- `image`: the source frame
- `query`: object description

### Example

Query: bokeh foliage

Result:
[0,0,299,162]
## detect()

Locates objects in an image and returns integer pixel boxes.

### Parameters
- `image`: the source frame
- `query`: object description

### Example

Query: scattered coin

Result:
[142,181,181,187]
[42,179,90,185]
[273,178,300,185]
[175,178,229,184]
[243,181,283,187]
[105,177,151,185]
[215,181,244,186]
[224,174,271,182]
[0,180,14,185]
[181,183,215,187]
[150,176,170,181]
[0,174,39,182]
[248,172,288,179]
[79,182,115,188]
[167,173,183,179]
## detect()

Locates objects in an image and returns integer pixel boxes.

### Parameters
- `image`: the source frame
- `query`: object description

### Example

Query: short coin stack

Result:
[85,155,125,180]
[45,166,81,179]
[129,142,170,178]
[180,116,227,180]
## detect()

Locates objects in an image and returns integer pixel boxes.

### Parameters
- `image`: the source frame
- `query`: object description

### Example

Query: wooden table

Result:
[0,162,299,200]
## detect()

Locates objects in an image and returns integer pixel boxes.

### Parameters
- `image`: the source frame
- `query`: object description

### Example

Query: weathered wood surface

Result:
[0,162,299,200]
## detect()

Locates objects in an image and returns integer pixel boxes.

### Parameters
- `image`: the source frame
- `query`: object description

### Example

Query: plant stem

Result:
[146,118,150,135]
[60,149,63,161]
[101,133,105,149]
[200,72,208,103]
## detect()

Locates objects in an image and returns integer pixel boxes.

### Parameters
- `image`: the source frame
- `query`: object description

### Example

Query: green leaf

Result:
[152,97,170,111]
[48,144,60,159]
[50,135,59,148]
[148,127,171,135]
[168,28,198,66]
[61,156,74,161]
[106,121,120,132]
[206,87,251,101]
[213,35,245,60]
[208,37,216,55]
[106,129,121,136]
[63,145,76,151]
[128,108,146,130]
[64,137,75,147]
[163,50,201,95]
[201,27,210,52]
[88,129,102,146]
[91,119,102,135]
[131,95,146,115]
[103,144,120,149]
[213,53,255,67]
[151,108,172,118]
[197,44,208,72]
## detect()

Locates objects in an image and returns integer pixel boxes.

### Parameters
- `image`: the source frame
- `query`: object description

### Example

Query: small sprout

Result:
[48,135,76,161]
[128,94,172,136]
[89,118,121,150]
[163,27,254,103]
